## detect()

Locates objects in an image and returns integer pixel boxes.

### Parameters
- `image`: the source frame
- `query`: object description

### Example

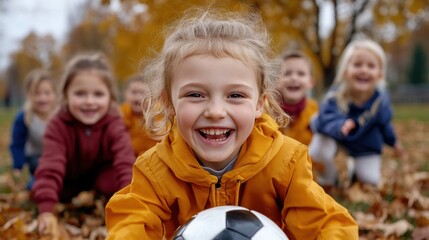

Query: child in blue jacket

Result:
[9,69,57,189]
[309,39,403,188]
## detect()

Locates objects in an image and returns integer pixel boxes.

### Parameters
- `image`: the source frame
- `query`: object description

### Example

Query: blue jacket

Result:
[9,111,28,169]
[312,89,397,157]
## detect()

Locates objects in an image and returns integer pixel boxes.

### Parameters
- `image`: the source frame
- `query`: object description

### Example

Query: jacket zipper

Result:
[215,176,222,189]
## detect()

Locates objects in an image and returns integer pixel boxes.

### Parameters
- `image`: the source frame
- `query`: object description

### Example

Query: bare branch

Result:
[329,0,338,68]
[345,0,371,46]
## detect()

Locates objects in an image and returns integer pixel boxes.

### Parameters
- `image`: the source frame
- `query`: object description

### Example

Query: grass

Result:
[0,103,427,169]
[0,104,427,238]
[0,107,17,169]
[393,103,429,122]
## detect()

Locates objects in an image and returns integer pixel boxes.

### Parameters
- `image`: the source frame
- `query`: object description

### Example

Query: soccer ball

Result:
[171,206,288,240]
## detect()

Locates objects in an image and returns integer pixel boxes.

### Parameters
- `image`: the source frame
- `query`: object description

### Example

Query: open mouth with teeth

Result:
[286,86,301,91]
[355,77,371,83]
[198,129,232,142]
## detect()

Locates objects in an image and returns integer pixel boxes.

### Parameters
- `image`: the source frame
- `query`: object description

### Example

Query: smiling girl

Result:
[9,69,57,189]
[31,53,135,237]
[105,10,358,239]
[309,39,403,188]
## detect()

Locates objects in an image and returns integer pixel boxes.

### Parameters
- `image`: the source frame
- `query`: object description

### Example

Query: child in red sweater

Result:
[31,53,135,237]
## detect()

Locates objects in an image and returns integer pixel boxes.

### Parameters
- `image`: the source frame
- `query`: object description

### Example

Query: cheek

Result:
[174,103,195,125]
[377,70,383,79]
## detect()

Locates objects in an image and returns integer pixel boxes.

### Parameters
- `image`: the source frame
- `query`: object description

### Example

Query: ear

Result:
[169,103,176,117]
[378,70,384,81]
[255,93,266,119]
[309,76,316,88]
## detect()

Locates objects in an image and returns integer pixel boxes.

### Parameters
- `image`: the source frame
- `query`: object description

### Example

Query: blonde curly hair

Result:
[142,9,289,138]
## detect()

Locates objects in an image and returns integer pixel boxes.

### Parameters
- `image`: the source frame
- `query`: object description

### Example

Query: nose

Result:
[85,94,96,104]
[204,97,226,119]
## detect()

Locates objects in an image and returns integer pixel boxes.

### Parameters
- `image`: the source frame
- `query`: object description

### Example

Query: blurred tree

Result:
[63,0,150,84]
[62,2,114,62]
[6,0,427,99]
[407,43,428,85]
[110,0,249,82]
[120,0,379,91]
[6,32,60,106]
[65,0,429,92]
[388,16,429,85]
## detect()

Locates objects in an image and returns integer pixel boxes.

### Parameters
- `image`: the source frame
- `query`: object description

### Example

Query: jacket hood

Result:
[156,113,284,187]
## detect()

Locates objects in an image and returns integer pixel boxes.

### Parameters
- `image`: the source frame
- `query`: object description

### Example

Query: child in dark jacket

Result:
[309,39,403,188]
[9,69,57,189]
[31,53,135,237]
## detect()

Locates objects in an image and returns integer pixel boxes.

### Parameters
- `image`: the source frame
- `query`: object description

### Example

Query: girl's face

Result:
[125,81,149,114]
[276,57,313,104]
[66,71,111,125]
[32,80,56,116]
[170,55,265,170]
[344,48,383,94]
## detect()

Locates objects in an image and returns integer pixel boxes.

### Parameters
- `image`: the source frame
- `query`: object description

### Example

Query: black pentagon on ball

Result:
[172,215,196,240]
[213,209,263,240]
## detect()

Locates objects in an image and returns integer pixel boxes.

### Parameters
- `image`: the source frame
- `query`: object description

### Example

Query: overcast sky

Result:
[0,0,86,70]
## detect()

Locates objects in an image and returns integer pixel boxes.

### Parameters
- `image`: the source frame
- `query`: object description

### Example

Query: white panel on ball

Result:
[171,205,289,240]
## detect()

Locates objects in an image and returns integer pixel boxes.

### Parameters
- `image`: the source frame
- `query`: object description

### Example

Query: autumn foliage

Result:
[0,116,428,239]
[3,0,429,104]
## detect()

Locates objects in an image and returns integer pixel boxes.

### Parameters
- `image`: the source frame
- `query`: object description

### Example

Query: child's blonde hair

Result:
[23,69,56,124]
[142,9,289,138]
[59,52,118,107]
[331,39,386,112]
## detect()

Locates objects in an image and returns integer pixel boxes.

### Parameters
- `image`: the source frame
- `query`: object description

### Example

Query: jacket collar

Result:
[57,106,120,130]
[156,112,283,186]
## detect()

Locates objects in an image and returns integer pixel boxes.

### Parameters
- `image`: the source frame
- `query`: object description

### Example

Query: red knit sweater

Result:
[31,108,135,213]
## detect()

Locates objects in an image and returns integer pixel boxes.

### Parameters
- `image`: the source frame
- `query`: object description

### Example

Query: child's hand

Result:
[393,142,404,158]
[12,169,22,179]
[72,191,95,207]
[38,212,59,238]
[341,119,356,136]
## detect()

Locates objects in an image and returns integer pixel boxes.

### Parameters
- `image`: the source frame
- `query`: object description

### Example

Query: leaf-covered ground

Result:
[1,110,428,239]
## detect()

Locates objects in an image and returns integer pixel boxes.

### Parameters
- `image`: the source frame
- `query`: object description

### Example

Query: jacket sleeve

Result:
[105,155,171,239]
[31,118,68,213]
[9,111,28,170]
[378,96,396,147]
[106,116,136,188]
[313,98,347,140]
[283,145,359,239]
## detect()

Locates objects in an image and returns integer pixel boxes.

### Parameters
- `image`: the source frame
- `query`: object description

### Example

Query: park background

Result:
[0,0,429,239]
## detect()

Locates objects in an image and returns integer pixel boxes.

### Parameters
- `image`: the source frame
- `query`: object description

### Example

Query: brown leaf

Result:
[71,191,95,207]
[412,226,429,240]
[379,219,413,237]
[344,183,382,204]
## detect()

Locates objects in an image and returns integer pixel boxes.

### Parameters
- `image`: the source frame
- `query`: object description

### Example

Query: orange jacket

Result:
[105,113,358,239]
[120,103,159,156]
[285,98,318,146]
